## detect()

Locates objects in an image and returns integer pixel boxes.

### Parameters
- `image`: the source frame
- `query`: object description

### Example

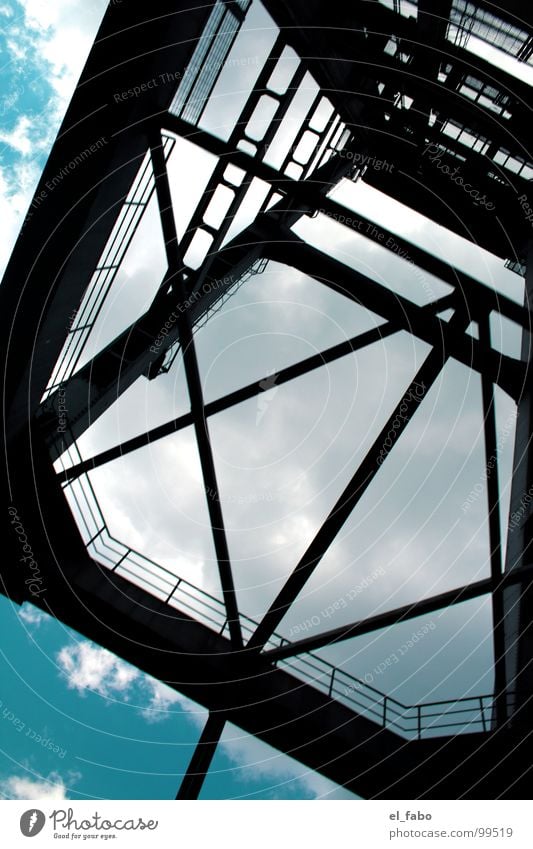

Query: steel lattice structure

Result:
[2,0,533,798]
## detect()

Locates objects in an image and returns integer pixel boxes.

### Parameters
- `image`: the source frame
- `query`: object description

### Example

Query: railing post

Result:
[112,547,131,572]
[328,668,336,697]
[480,697,487,732]
[86,526,105,547]
[417,705,422,739]
[383,695,387,728]
[165,576,181,603]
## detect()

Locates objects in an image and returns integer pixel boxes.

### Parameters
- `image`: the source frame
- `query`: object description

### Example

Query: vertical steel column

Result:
[479,313,507,726]
[150,130,243,648]
[502,239,533,726]
[176,713,226,800]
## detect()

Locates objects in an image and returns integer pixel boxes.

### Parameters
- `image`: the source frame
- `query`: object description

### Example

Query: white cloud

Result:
[0,161,40,271]
[0,0,107,277]
[57,641,139,698]
[0,115,41,155]
[219,726,354,799]
[56,638,207,726]
[54,638,351,795]
[140,679,206,726]
[2,770,71,800]
[18,603,48,627]
[16,0,107,101]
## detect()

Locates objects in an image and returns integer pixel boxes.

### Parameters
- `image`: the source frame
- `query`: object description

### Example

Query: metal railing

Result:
[54,438,505,740]
[41,133,176,400]
[159,256,269,374]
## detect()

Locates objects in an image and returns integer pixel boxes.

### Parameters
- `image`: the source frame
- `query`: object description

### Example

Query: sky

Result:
[0,0,527,801]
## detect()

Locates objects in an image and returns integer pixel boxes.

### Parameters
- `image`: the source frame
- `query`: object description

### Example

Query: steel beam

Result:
[59,322,399,481]
[39,139,361,457]
[502,238,533,727]
[161,114,531,332]
[266,236,525,400]
[479,314,508,726]
[0,2,213,437]
[266,579,494,662]
[175,713,225,800]
[150,132,243,648]
[248,308,471,651]
[60,295,457,482]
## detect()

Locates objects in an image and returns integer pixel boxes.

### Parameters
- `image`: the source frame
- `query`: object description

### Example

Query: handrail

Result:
[55,440,506,740]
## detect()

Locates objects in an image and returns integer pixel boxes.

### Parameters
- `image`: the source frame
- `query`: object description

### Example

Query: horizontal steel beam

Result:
[266,235,526,400]
[266,578,494,661]
[60,295,457,482]
[161,114,531,332]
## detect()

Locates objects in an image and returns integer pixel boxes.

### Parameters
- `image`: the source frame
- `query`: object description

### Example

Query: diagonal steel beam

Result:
[265,564,533,663]
[265,235,526,400]
[266,578,494,662]
[60,322,398,482]
[175,713,225,800]
[247,309,471,651]
[150,131,243,648]
[162,114,532,333]
[40,138,360,457]
[479,313,507,727]
[59,296,455,482]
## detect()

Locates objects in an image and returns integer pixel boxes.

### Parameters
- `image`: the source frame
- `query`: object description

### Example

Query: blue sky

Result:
[0,1,111,270]
[1,598,351,799]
